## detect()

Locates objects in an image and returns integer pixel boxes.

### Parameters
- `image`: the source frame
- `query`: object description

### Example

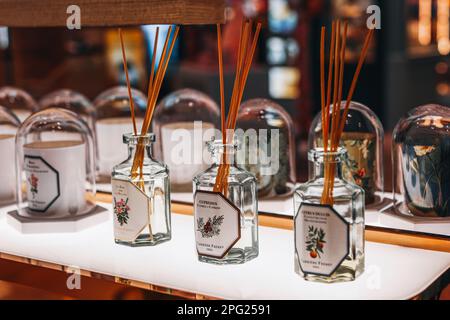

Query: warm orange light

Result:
[419,0,433,46]
[437,0,450,55]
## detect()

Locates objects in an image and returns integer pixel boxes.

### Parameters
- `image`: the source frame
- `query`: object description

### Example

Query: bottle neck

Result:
[123,133,155,162]
[311,159,344,180]
[127,143,153,160]
[210,143,238,166]
[309,149,346,180]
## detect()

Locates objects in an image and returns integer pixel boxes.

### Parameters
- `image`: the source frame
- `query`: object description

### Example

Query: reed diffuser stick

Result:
[336,28,374,140]
[213,20,261,195]
[130,26,180,180]
[147,27,160,102]
[324,21,336,153]
[319,21,374,205]
[216,24,226,144]
[118,28,137,135]
[320,26,326,147]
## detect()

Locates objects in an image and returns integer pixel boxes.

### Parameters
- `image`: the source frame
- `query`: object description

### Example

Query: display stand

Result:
[0,203,448,300]
[6,205,108,234]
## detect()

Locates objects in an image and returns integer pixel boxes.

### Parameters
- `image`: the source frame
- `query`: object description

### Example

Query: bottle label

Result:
[112,178,151,242]
[194,191,241,259]
[294,203,349,276]
[24,155,60,212]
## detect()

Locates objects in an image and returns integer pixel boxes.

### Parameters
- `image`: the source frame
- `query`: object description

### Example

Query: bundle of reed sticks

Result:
[213,20,262,196]
[319,21,374,205]
[119,26,180,188]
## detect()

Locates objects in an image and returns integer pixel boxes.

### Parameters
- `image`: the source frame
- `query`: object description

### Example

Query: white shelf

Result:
[0,204,449,300]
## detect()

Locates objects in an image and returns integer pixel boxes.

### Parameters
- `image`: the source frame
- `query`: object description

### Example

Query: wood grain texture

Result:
[0,0,225,27]
[0,253,219,299]
[95,192,450,253]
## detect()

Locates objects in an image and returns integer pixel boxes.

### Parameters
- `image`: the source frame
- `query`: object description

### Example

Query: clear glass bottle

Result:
[294,148,365,283]
[193,139,258,265]
[112,133,171,246]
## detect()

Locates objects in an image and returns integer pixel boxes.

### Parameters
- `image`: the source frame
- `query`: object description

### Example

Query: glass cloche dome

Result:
[308,101,384,205]
[15,108,96,218]
[93,86,147,181]
[152,88,220,192]
[236,98,296,198]
[392,104,450,218]
[0,86,38,121]
[39,89,96,136]
[0,106,20,205]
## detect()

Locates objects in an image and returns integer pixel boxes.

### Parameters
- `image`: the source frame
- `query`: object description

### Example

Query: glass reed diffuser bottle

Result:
[112,133,171,246]
[294,20,373,283]
[111,26,178,246]
[193,139,258,264]
[294,148,365,282]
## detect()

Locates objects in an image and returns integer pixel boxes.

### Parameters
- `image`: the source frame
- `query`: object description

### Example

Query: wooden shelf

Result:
[0,0,225,27]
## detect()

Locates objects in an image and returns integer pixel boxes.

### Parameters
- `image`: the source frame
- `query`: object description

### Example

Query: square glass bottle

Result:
[112,133,171,246]
[193,139,258,265]
[294,148,365,283]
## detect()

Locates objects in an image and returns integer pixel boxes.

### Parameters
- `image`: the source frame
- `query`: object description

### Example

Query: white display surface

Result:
[0,204,448,300]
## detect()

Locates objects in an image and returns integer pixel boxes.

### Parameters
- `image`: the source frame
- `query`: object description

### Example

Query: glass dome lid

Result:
[236,98,296,198]
[392,104,450,218]
[0,106,21,205]
[308,101,384,205]
[94,86,147,181]
[0,86,38,122]
[152,88,220,192]
[39,89,95,132]
[15,107,96,218]
[94,86,147,118]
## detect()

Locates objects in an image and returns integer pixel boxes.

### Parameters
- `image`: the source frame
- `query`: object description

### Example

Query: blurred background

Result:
[0,0,449,179]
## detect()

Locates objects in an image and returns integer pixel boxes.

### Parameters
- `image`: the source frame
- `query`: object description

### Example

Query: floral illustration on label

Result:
[305,225,326,259]
[28,173,39,198]
[114,197,130,226]
[197,215,224,238]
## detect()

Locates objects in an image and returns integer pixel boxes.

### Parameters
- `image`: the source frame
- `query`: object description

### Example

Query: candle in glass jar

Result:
[23,140,86,215]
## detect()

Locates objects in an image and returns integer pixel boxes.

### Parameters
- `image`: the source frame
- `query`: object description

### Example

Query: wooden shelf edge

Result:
[0,0,225,27]
[0,251,220,300]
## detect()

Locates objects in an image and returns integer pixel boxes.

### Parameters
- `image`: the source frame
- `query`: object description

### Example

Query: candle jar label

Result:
[24,155,60,212]
[194,191,241,259]
[112,178,151,242]
[295,203,349,276]
[23,141,86,215]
